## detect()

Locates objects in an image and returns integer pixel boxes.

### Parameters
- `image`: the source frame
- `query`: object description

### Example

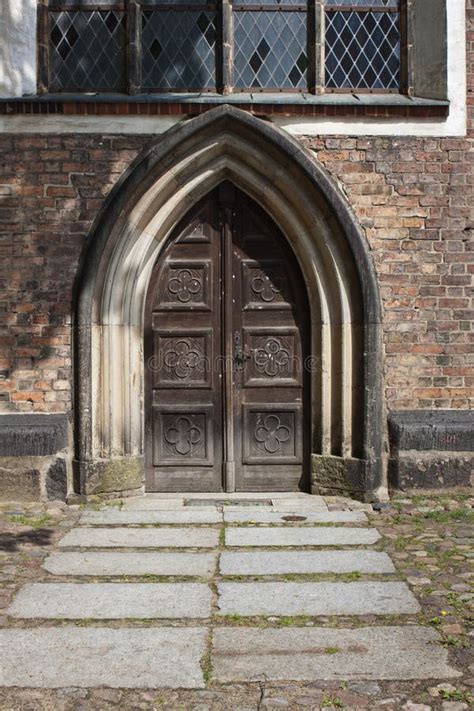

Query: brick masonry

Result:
[0,5,472,497]
[0,131,472,415]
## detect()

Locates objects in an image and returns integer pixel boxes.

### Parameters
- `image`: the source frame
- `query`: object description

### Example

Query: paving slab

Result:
[225,527,380,547]
[43,551,216,577]
[223,510,367,524]
[212,626,460,682]
[122,498,186,510]
[217,582,420,616]
[0,627,206,688]
[59,527,219,548]
[7,582,212,619]
[219,550,395,576]
[79,509,222,525]
[271,498,328,511]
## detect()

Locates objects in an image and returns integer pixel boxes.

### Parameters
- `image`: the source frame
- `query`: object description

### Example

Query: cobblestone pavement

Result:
[0,492,472,710]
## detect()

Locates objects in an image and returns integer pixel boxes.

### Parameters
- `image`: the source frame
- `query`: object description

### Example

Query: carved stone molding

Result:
[74,105,383,499]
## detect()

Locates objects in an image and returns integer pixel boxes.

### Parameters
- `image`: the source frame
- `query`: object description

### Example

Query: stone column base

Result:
[73,456,145,498]
[311,454,380,502]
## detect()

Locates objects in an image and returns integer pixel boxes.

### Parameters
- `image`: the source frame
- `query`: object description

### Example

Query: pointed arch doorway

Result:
[145,183,310,492]
[74,106,384,502]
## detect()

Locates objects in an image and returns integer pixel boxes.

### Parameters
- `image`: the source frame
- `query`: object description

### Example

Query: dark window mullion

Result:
[37,0,51,94]
[401,0,414,96]
[309,0,325,94]
[128,0,142,94]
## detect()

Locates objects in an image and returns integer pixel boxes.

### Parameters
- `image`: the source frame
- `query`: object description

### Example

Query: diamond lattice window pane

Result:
[235,0,305,4]
[50,11,126,91]
[325,0,398,7]
[142,10,217,89]
[141,0,211,4]
[325,10,400,89]
[234,11,307,90]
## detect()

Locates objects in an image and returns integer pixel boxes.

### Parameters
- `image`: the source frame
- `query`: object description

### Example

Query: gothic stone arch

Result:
[74,105,384,501]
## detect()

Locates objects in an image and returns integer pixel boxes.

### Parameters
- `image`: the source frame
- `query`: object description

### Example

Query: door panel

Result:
[145,185,309,492]
[231,191,309,491]
[145,198,223,492]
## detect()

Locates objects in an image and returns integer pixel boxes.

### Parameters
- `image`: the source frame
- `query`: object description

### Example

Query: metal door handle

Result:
[234,334,252,369]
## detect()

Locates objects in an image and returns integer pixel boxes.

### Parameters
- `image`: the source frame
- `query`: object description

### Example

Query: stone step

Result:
[79,509,222,526]
[270,498,328,511]
[59,527,219,549]
[225,527,380,547]
[219,550,395,576]
[7,582,212,619]
[212,626,460,682]
[43,551,217,577]
[0,627,206,688]
[223,510,367,524]
[119,493,327,511]
[122,499,186,510]
[217,582,420,616]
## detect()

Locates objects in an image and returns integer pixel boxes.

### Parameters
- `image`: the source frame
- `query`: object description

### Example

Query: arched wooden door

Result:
[144,183,310,492]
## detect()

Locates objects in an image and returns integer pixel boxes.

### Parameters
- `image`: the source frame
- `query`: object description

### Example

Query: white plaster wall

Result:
[0,0,467,137]
[0,0,37,97]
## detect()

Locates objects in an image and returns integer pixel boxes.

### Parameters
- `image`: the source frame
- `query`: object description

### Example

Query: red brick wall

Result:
[305,134,473,411]
[0,135,145,412]
[0,7,472,415]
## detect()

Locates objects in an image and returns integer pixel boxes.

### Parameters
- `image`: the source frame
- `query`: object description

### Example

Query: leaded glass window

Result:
[325,0,401,91]
[233,1,308,91]
[45,0,404,94]
[50,8,127,91]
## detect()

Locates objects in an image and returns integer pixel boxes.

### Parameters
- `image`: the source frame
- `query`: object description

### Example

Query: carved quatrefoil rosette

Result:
[254,337,290,377]
[255,414,291,454]
[164,339,201,379]
[250,269,282,303]
[167,269,202,303]
[164,416,202,456]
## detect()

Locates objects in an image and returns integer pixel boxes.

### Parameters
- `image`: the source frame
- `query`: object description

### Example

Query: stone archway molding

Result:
[74,105,384,501]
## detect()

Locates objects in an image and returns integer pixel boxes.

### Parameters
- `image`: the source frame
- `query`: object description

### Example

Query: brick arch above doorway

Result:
[74,105,384,501]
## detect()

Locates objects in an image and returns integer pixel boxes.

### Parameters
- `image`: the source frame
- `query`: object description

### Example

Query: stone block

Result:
[79,508,222,525]
[43,551,217,577]
[225,527,380,547]
[8,582,212,619]
[81,457,144,495]
[59,526,219,548]
[217,582,420,616]
[46,458,68,501]
[311,455,371,498]
[212,627,460,682]
[389,455,473,490]
[0,465,41,501]
[0,627,206,688]
[219,550,395,576]
[223,510,367,524]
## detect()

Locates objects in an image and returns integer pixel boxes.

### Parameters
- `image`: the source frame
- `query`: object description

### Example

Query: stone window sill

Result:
[0,93,450,119]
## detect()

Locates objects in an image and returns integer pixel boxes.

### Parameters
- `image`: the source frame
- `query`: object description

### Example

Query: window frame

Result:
[36,0,443,98]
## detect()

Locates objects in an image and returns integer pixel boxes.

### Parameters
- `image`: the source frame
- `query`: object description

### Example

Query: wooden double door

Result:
[145,184,309,492]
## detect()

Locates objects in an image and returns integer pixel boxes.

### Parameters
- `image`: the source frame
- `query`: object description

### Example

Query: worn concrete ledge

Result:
[389,410,474,453]
[0,414,69,457]
[388,410,474,491]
